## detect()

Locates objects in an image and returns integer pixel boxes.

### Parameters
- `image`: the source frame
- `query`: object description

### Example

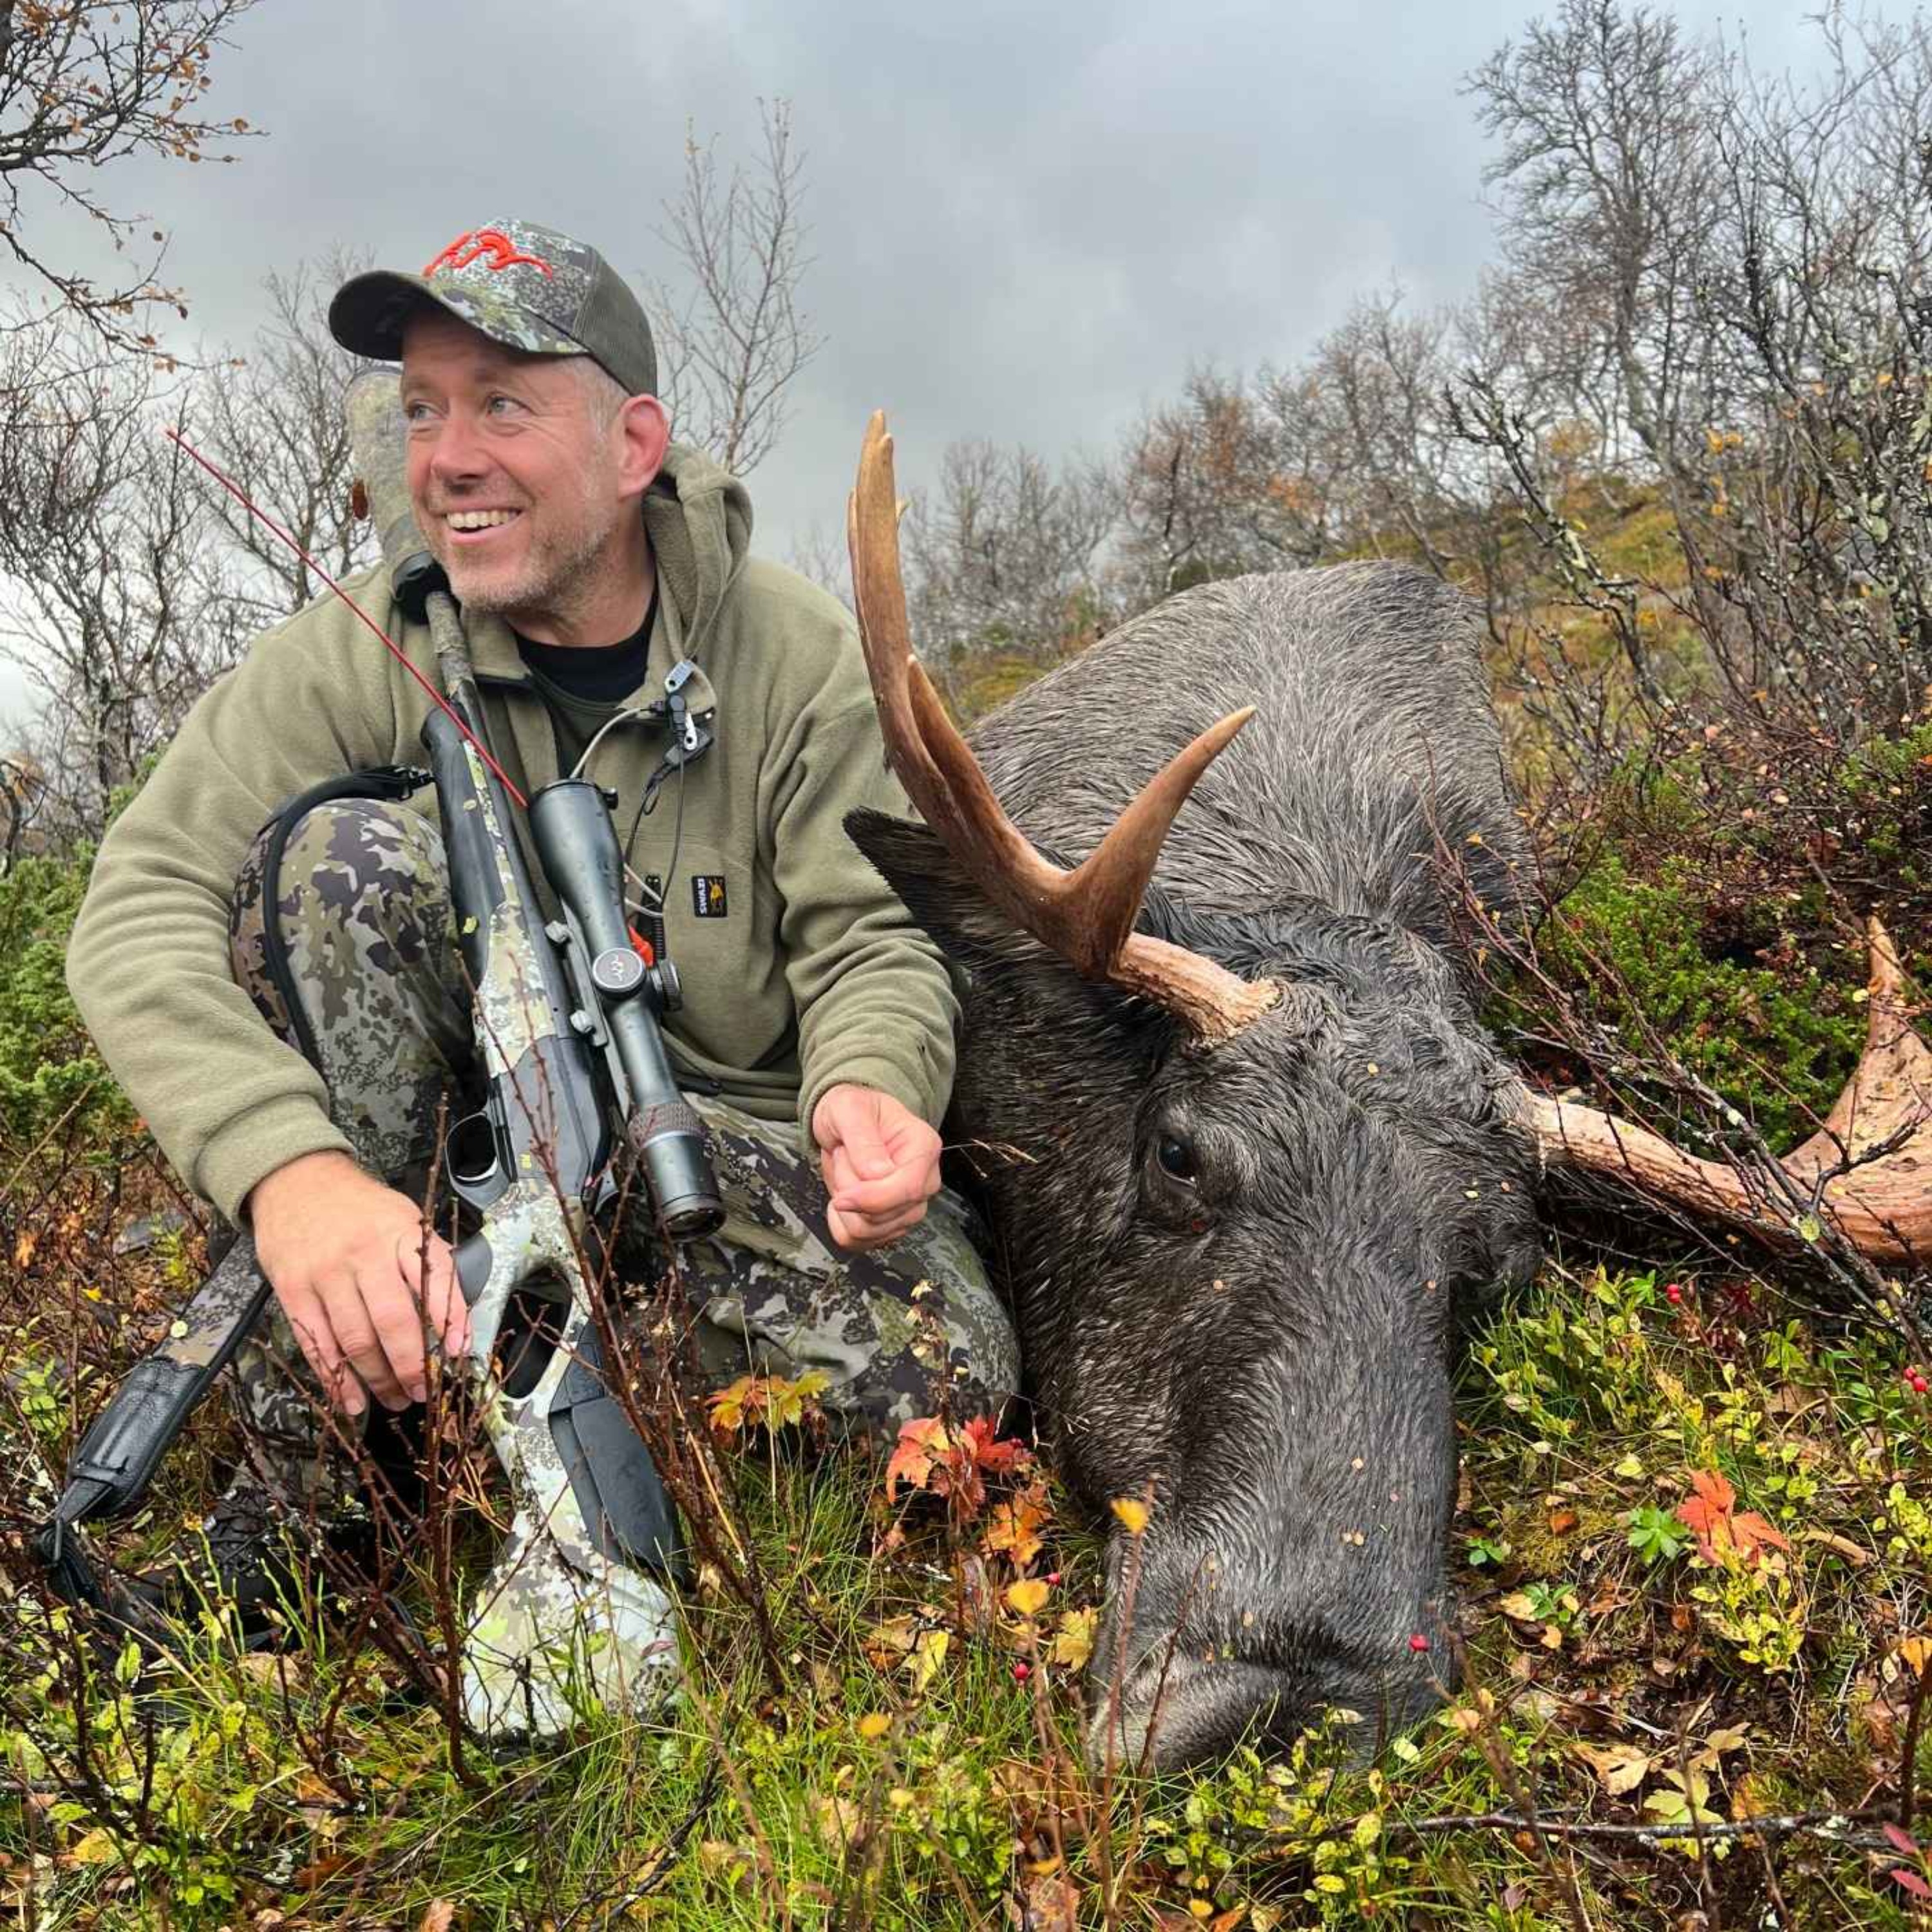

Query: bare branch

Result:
[647,97,822,475]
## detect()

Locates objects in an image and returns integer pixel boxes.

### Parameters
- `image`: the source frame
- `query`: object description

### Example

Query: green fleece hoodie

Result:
[65,444,958,1224]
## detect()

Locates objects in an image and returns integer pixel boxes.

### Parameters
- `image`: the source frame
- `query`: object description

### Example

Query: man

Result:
[64,219,1019,1727]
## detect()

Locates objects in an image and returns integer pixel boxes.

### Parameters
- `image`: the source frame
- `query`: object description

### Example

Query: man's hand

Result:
[247,1150,468,1416]
[811,1084,942,1253]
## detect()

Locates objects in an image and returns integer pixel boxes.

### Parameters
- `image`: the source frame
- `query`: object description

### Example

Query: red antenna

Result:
[166,426,528,809]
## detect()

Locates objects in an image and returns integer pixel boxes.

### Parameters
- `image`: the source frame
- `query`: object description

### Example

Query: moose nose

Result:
[1087,1630,1454,1774]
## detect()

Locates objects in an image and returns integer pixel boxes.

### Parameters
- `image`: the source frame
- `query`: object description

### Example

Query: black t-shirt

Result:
[516,586,658,776]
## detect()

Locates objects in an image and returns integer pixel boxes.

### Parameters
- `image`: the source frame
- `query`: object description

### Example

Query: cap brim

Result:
[328,269,586,364]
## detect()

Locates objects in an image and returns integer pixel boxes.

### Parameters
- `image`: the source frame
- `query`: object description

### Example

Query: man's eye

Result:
[485,393,522,415]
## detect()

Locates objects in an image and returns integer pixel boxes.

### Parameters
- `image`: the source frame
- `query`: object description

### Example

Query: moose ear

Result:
[847,806,1181,1059]
[845,807,1036,972]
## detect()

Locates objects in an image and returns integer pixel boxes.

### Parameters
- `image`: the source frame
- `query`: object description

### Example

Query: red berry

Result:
[1012,1662,1032,1683]
[1046,1571,1062,1587]
[1665,1283,1683,1305]
[1408,1633,1430,1653]
[1913,1376,1928,1396]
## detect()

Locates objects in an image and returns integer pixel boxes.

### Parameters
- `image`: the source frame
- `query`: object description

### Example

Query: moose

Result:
[840,416,1932,1773]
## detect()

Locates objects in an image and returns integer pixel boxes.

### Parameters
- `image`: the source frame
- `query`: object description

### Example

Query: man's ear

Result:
[616,393,671,495]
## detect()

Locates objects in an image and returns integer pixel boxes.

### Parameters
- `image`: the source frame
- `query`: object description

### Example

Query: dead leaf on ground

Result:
[696,1841,755,1895]
[418,1902,455,1932]
[1019,1870,1079,1931]
[1802,1528,1873,1569]
[1569,1740,1653,1795]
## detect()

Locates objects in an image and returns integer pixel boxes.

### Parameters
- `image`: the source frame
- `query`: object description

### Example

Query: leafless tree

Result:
[648,97,822,475]
[902,437,1117,697]
[1448,3,1932,753]
[0,749,43,870]
[196,250,376,638]
[0,0,260,357]
[0,315,224,835]
[784,515,851,609]
[1464,0,1725,481]
[1113,365,1323,605]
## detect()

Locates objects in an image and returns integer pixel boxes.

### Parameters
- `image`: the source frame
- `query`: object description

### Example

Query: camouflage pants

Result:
[224,793,1018,1514]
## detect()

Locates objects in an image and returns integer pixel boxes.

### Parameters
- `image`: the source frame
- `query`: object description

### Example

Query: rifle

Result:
[36,369,725,1739]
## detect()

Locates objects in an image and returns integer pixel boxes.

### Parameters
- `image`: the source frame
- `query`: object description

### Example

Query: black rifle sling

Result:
[37,764,430,1612]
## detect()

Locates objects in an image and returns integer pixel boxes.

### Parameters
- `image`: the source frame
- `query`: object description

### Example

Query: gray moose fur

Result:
[849,560,1544,1772]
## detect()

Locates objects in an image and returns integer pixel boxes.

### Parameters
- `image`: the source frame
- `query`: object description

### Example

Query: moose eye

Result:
[1155,1133,1199,1184]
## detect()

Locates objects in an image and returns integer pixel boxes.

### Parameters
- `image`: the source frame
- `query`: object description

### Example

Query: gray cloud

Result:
[0,0,1824,730]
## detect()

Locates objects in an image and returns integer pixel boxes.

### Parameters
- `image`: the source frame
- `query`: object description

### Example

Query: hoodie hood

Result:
[642,441,754,662]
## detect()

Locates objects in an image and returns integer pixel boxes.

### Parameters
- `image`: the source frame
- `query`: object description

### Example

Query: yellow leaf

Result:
[69,1826,119,1866]
[857,1712,891,1740]
[1050,1607,1097,1672]
[1110,1496,1150,1535]
[907,1627,949,1692]
[1006,1578,1052,1616]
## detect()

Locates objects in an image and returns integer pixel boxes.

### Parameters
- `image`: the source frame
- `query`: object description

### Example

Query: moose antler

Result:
[847,412,1280,1045]
[1519,917,1932,1265]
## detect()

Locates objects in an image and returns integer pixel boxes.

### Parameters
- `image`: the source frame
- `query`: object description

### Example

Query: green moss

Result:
[0,846,135,1155]
[1540,853,1863,1148]
[950,652,1050,724]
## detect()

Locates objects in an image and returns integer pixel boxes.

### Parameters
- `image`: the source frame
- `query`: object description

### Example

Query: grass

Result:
[5,1175,1931,1927]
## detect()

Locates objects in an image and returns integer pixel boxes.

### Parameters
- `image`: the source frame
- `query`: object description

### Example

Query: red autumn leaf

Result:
[1889,1866,1932,1901]
[886,1417,950,1502]
[958,1413,1029,1477]
[1675,1468,1791,1567]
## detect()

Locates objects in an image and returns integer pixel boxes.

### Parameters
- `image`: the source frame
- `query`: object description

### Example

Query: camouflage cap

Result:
[328,218,657,399]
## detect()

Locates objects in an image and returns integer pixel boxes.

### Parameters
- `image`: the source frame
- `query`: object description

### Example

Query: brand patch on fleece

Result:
[691,875,728,918]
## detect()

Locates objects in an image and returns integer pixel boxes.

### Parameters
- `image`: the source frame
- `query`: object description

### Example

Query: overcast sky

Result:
[2,0,1829,730]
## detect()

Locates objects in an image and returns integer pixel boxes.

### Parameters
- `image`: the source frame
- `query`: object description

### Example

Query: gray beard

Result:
[445,524,611,625]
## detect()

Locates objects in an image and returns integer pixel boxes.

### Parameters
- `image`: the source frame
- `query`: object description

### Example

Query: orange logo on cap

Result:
[422,228,556,279]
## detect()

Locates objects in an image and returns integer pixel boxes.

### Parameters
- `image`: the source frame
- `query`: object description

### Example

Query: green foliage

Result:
[0,846,135,1155]
[1544,851,1863,1147]
[1627,1504,1691,1566]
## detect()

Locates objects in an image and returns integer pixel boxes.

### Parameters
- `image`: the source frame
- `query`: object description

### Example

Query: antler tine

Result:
[849,413,1072,926]
[1520,916,1932,1265]
[848,412,1279,1043]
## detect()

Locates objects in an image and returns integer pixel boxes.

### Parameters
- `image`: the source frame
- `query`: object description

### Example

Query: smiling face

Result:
[399,307,667,643]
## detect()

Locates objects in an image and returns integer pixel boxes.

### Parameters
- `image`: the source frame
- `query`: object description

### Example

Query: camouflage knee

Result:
[231,794,473,1179]
[670,1097,1021,1437]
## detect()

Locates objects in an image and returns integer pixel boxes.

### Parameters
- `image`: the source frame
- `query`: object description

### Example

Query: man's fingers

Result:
[830,1161,942,1217]
[826,1198,929,1253]
[397,1229,469,1361]
[323,1272,411,1413]
[359,1265,431,1406]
